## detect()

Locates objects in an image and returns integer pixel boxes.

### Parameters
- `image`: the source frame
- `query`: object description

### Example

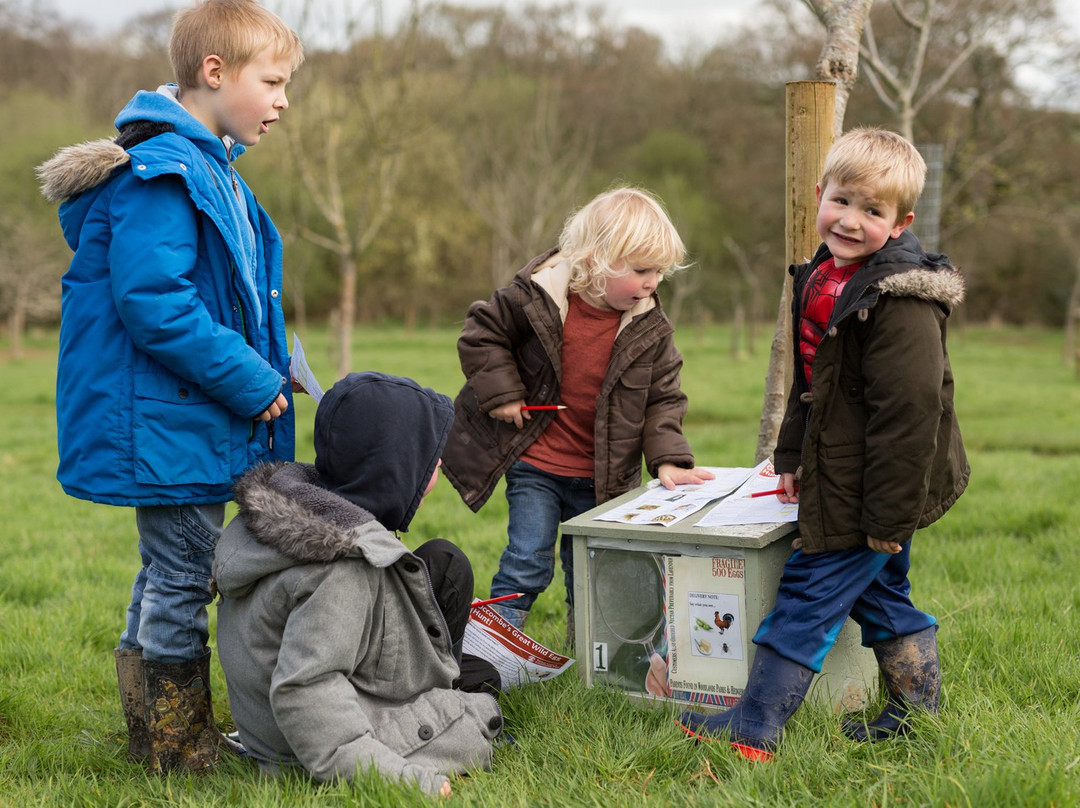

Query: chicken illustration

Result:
[714,611,735,633]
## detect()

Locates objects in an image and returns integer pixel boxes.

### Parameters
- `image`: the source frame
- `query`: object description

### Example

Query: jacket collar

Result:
[527,250,657,334]
[808,230,966,324]
[232,462,407,567]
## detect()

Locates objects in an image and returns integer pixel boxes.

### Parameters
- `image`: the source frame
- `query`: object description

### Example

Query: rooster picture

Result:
[714,611,735,633]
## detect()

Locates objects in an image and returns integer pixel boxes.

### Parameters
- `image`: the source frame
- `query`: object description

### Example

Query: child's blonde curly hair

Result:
[560,186,687,300]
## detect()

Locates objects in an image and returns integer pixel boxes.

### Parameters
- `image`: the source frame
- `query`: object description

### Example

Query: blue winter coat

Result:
[39,87,295,506]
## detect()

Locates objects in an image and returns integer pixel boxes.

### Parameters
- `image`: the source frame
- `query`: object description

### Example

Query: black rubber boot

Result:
[844,625,940,742]
[676,645,815,761]
[114,648,151,761]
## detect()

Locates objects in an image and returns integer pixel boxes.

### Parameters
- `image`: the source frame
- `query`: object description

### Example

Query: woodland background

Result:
[3,0,1080,362]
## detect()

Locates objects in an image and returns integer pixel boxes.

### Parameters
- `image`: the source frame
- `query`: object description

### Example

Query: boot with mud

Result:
[114,648,151,761]
[843,625,940,742]
[143,649,236,773]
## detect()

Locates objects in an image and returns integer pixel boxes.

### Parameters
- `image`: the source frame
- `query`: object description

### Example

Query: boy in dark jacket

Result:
[442,186,714,639]
[36,0,303,772]
[679,127,969,760]
[214,373,503,799]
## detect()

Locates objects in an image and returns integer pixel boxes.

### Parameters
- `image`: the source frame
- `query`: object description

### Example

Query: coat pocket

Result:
[608,365,651,436]
[132,371,230,485]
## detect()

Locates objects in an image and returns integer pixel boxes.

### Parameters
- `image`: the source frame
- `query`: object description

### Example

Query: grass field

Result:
[1,324,1079,807]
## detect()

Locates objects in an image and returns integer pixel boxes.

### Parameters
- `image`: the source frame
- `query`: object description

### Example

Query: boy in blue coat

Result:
[37,0,304,773]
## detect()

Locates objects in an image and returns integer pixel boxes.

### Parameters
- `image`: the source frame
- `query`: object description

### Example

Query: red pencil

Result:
[520,405,567,411]
[471,593,525,608]
[748,486,798,498]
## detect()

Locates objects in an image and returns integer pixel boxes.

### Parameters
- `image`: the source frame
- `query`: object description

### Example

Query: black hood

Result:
[313,372,453,533]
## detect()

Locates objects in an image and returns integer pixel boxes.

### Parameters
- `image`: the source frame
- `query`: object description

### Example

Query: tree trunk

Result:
[1065,250,1080,374]
[337,255,358,380]
[810,0,872,131]
[802,0,872,130]
[755,81,836,464]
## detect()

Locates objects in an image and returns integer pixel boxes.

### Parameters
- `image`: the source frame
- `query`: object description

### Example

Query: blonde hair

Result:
[821,127,926,222]
[559,186,687,300]
[170,0,305,89]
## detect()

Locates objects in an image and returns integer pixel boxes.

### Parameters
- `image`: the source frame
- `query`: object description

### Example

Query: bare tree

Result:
[284,11,420,379]
[0,215,64,358]
[754,1,870,463]
[800,0,874,131]
[463,78,594,289]
[801,0,1057,142]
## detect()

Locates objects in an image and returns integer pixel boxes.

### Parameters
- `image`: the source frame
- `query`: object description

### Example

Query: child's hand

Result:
[867,536,902,554]
[439,780,452,798]
[256,393,289,422]
[657,464,716,489]
[777,472,799,504]
[489,400,529,429]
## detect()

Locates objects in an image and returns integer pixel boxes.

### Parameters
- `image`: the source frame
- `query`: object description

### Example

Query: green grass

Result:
[2,323,1079,807]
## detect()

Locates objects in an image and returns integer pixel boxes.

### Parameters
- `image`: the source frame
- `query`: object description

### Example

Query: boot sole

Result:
[674,719,775,762]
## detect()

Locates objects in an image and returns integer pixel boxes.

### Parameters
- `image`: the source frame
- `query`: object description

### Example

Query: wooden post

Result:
[754,80,836,463]
[786,81,836,267]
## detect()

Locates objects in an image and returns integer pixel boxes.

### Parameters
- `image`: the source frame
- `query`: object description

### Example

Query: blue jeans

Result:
[490,460,596,612]
[753,542,936,672]
[119,503,225,664]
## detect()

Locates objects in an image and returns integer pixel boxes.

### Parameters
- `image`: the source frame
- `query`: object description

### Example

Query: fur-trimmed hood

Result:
[37,139,131,204]
[38,84,240,205]
[878,265,965,311]
[214,462,409,600]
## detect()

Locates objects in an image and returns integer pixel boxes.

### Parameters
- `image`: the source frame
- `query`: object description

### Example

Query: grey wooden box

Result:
[563,484,878,713]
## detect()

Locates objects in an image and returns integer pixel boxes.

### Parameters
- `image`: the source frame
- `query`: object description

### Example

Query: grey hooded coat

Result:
[213,373,502,796]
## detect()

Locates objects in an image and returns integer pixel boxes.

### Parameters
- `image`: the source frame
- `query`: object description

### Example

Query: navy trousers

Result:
[753,542,936,672]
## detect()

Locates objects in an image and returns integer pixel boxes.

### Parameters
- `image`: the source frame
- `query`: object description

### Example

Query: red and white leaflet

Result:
[462,605,575,690]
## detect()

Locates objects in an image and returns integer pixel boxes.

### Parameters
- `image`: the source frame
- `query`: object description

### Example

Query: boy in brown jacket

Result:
[442,186,713,639]
[679,128,969,760]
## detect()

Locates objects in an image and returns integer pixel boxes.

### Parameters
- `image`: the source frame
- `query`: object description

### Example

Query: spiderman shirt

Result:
[798,256,861,388]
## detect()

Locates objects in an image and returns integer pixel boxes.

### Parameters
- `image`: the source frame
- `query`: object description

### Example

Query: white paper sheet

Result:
[695,459,799,527]
[591,467,754,527]
[289,333,325,404]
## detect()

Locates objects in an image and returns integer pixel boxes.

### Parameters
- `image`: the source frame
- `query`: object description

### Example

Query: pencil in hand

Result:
[520,405,567,411]
[747,486,799,498]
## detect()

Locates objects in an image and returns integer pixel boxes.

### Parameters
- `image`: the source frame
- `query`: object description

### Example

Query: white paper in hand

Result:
[289,334,325,404]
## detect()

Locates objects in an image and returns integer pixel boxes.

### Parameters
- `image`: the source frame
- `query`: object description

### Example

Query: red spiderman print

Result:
[798,257,861,387]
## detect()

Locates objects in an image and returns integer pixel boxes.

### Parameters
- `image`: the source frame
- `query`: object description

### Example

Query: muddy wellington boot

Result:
[114,648,151,761]
[677,645,815,761]
[843,625,940,742]
[143,649,240,773]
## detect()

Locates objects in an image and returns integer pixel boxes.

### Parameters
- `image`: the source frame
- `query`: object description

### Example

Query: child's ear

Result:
[815,183,823,206]
[201,55,225,90]
[891,210,915,239]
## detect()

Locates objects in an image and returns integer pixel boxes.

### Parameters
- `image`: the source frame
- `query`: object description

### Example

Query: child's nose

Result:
[839,209,860,229]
